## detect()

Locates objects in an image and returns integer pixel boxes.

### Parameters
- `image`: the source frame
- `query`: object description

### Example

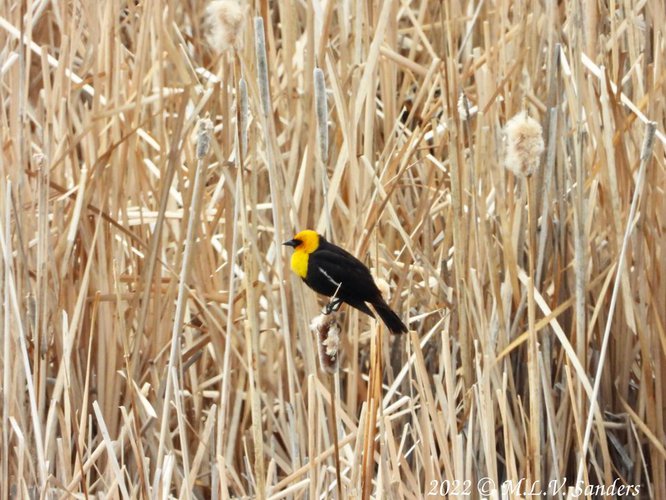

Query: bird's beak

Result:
[283,239,301,248]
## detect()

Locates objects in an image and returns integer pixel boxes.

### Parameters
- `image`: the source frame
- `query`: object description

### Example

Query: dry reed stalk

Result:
[360,315,386,500]
[1,181,47,488]
[314,67,332,239]
[217,96,244,494]
[526,177,541,482]
[92,401,130,498]
[575,121,657,488]
[156,117,212,472]
[129,93,190,415]
[561,7,591,454]
[0,185,7,499]
[503,108,546,481]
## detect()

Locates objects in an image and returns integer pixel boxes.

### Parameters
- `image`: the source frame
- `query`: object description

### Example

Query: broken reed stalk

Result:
[131,91,189,379]
[564,17,589,431]
[156,117,212,471]
[238,160,265,497]
[526,178,540,480]
[35,154,47,364]
[92,401,130,498]
[246,16,290,496]
[447,119,472,390]
[218,152,241,470]
[330,374,343,499]
[219,65,247,473]
[535,106,558,285]
[535,43,561,287]
[574,121,657,487]
[361,320,383,500]
[0,180,48,488]
[1,183,7,500]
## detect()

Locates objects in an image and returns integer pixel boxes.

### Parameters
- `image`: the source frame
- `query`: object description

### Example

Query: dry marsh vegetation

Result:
[1,0,665,498]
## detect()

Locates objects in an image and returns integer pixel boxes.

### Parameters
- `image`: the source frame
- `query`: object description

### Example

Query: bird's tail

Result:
[372,298,408,334]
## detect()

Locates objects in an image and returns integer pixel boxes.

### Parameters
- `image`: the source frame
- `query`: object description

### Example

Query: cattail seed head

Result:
[26,292,36,332]
[457,92,477,121]
[640,121,657,162]
[314,68,329,163]
[205,0,246,53]
[196,117,214,159]
[503,111,544,177]
[310,313,341,374]
[254,16,271,118]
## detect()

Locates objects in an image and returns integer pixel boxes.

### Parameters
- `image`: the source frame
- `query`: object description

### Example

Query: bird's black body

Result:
[287,234,407,334]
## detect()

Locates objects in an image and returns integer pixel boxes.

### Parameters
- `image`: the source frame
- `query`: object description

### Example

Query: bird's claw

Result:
[323,298,342,315]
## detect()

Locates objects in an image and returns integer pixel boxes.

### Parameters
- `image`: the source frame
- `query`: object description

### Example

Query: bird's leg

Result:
[323,297,342,315]
[323,283,344,315]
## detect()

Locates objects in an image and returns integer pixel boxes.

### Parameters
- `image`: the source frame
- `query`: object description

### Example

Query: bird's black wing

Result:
[306,248,380,302]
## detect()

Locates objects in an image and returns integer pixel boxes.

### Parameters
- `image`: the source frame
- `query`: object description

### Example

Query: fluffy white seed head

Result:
[205,0,246,53]
[457,92,477,120]
[310,313,341,373]
[503,111,544,177]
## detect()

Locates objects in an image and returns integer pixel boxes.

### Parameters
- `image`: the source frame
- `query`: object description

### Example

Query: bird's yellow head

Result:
[283,230,320,278]
[283,230,320,254]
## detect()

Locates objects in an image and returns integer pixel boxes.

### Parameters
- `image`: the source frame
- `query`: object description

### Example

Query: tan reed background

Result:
[1,0,665,498]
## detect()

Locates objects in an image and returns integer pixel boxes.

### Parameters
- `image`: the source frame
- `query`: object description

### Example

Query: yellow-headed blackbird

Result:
[283,230,408,334]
